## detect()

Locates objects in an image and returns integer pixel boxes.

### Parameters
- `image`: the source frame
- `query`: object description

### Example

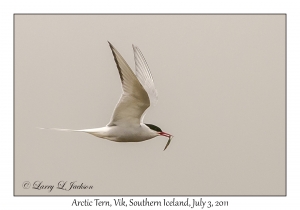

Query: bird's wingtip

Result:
[107,41,113,48]
[132,44,138,49]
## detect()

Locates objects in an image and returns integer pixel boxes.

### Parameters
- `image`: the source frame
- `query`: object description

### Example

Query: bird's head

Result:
[145,124,173,151]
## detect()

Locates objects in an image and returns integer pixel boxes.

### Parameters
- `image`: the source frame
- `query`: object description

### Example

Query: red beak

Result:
[159,132,173,151]
[159,132,172,138]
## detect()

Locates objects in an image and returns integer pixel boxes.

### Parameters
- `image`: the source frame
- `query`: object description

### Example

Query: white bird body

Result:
[41,42,173,150]
[78,124,158,142]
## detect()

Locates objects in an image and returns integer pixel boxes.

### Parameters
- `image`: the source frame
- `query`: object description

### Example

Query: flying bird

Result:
[41,42,173,150]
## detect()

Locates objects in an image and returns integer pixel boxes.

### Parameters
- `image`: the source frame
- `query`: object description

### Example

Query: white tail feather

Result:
[37,127,82,132]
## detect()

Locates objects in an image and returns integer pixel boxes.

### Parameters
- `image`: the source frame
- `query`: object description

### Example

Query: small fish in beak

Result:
[159,132,173,151]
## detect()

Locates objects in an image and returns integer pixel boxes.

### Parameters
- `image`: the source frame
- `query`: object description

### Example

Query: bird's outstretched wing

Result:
[107,42,150,126]
[132,45,158,105]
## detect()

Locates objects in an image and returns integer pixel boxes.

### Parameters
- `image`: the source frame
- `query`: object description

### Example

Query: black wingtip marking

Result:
[108,42,124,84]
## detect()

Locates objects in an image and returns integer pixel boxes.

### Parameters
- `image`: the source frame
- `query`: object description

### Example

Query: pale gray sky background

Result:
[15,15,285,195]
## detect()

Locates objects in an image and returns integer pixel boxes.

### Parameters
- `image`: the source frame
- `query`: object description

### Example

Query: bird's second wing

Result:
[133,45,158,105]
[107,42,150,126]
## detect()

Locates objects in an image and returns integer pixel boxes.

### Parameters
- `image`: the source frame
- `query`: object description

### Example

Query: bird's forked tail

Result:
[37,127,82,132]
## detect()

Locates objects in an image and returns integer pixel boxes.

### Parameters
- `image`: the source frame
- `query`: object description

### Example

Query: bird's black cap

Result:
[145,124,162,132]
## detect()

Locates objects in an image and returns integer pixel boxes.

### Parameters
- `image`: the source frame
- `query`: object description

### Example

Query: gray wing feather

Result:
[133,45,158,105]
[107,42,150,126]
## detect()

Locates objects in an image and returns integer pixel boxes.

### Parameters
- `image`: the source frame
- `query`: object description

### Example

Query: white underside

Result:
[79,123,159,142]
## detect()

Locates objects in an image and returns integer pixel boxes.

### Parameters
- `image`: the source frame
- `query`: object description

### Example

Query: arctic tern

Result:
[41,42,173,150]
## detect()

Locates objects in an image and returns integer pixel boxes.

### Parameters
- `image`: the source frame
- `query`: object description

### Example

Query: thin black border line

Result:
[15,195,286,197]
[13,13,287,197]
[13,13,286,15]
[13,13,15,197]
[285,13,287,196]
